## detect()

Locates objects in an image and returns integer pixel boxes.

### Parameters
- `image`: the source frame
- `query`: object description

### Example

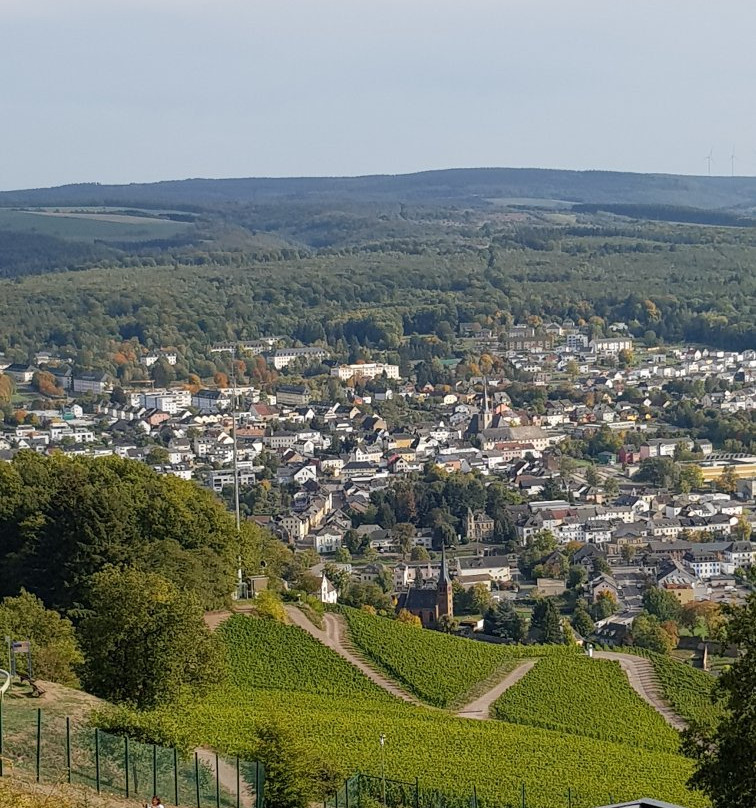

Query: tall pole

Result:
[379,734,386,808]
[231,347,243,591]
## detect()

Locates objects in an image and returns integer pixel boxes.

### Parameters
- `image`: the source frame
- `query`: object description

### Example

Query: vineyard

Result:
[218,614,393,701]
[117,614,709,808]
[491,655,681,753]
[340,607,578,708]
[622,648,724,729]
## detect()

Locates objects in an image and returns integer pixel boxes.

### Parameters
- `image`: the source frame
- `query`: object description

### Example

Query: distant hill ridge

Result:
[3,167,756,210]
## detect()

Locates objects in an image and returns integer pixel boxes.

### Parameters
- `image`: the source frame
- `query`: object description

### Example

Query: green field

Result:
[491,655,680,752]
[0,208,190,242]
[109,615,708,808]
[340,606,578,708]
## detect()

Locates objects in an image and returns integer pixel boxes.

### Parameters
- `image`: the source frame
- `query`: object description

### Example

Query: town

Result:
[1,318,754,657]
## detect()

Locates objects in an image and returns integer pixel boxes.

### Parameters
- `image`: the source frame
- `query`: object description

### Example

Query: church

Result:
[395,544,453,628]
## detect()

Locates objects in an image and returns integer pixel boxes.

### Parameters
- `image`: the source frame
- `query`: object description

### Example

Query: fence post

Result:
[174,746,179,806]
[415,777,420,808]
[66,717,71,784]
[236,756,240,808]
[95,728,100,793]
[35,708,41,783]
[521,782,526,808]
[256,760,262,808]
[216,752,221,808]
[125,736,130,798]
[0,692,4,778]
[567,787,572,808]
[345,779,350,808]
[473,785,478,808]
[153,743,158,798]
[195,751,200,808]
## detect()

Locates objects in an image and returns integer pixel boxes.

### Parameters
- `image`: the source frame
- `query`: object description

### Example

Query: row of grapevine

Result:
[492,656,681,753]
[340,607,578,708]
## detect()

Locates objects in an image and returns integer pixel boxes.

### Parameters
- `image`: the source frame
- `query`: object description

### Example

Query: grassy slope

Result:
[491,655,680,752]
[124,616,706,808]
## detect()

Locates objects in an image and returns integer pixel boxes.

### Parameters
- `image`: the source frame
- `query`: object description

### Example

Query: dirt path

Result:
[455,660,537,720]
[284,607,422,705]
[595,651,687,730]
[196,748,255,808]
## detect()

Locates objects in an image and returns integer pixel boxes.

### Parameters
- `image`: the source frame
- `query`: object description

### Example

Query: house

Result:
[456,555,511,585]
[591,574,621,604]
[72,373,111,395]
[466,509,495,541]
[318,574,338,605]
[275,384,311,408]
[272,347,329,370]
[4,364,36,383]
[192,389,231,413]
[589,337,633,355]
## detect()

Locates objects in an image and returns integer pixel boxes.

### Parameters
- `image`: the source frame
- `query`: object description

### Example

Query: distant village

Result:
[1,319,755,644]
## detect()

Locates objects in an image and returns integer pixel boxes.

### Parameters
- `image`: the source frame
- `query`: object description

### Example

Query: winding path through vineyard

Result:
[455,660,537,719]
[284,607,422,705]
[594,651,688,730]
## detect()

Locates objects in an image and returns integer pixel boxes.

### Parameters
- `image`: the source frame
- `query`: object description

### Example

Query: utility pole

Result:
[379,733,386,807]
[210,343,243,597]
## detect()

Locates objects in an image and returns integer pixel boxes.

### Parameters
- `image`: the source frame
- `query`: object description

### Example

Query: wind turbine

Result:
[705,148,714,177]
[731,147,736,177]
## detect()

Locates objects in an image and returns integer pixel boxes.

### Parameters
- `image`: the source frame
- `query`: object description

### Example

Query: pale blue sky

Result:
[1,0,754,189]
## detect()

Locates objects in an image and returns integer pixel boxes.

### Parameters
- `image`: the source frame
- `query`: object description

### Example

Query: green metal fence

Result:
[326,772,619,808]
[0,703,263,808]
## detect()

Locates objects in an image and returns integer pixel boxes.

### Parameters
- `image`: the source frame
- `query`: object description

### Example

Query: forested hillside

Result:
[1,168,756,365]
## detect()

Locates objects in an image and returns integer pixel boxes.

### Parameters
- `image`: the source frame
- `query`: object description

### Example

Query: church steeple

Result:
[437,542,453,619]
[481,376,492,431]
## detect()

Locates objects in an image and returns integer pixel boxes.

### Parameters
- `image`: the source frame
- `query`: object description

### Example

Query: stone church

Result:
[396,544,453,628]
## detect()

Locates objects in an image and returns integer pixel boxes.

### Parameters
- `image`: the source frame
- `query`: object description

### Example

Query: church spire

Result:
[482,376,492,431]
[439,542,452,586]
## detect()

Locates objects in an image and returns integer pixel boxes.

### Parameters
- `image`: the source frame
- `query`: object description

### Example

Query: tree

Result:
[591,591,617,620]
[253,721,343,808]
[731,513,752,543]
[252,590,288,622]
[483,601,525,642]
[436,614,456,634]
[392,522,415,556]
[469,583,494,615]
[146,446,170,465]
[585,464,600,488]
[571,600,594,638]
[679,464,704,493]
[716,466,738,495]
[0,590,82,686]
[681,601,725,641]
[631,613,675,654]
[620,544,637,564]
[333,546,351,564]
[78,566,222,708]
[567,565,587,591]
[643,586,683,622]
[396,609,422,628]
[531,598,563,644]
[603,476,619,498]
[410,546,430,561]
[683,593,756,808]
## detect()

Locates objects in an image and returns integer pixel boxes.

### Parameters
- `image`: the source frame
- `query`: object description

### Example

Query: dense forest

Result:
[1,169,756,367]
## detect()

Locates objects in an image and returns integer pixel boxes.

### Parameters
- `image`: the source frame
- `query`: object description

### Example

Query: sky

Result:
[1,0,755,190]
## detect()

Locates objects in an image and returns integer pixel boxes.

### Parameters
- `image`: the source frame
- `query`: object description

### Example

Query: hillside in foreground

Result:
[102,614,708,808]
